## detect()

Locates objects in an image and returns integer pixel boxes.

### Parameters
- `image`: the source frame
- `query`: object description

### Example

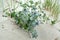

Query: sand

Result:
[0,11,60,40]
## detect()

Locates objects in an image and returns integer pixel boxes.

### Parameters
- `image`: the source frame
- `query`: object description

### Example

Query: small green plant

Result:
[4,0,41,38]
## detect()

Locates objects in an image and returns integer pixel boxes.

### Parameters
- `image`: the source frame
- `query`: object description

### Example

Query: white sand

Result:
[0,12,60,40]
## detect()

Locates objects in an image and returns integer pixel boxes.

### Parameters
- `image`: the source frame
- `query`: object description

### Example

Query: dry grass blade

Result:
[44,0,60,20]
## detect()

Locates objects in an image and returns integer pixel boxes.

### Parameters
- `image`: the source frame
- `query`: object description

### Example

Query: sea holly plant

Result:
[4,0,41,38]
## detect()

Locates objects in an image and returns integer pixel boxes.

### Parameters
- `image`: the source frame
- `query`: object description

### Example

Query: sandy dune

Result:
[0,0,60,40]
[0,12,60,40]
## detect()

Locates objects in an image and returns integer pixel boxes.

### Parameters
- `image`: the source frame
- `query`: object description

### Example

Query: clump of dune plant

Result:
[4,0,41,38]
